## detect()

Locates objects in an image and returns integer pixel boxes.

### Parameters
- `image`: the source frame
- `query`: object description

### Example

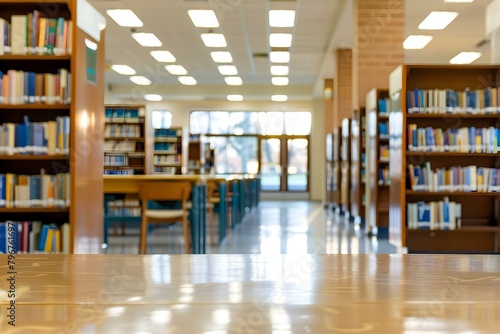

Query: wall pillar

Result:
[334,48,353,127]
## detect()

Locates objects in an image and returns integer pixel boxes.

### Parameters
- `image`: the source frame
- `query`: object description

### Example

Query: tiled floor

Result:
[104,200,397,255]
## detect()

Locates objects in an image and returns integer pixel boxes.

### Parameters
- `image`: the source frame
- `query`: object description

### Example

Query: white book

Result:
[0,18,6,55]
[11,15,27,55]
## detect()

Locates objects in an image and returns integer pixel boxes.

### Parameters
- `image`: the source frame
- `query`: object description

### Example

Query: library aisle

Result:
[105,201,396,255]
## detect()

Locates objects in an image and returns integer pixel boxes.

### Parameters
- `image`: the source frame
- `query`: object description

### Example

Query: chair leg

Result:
[183,218,191,254]
[139,217,148,254]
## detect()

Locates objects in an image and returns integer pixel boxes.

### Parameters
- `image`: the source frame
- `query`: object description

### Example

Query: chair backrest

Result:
[207,180,219,198]
[138,182,192,202]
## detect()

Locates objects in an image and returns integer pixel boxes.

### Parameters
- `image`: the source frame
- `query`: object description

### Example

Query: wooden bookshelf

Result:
[0,0,105,253]
[104,105,146,175]
[153,127,183,174]
[388,64,500,253]
[340,118,351,215]
[350,109,365,224]
[331,127,342,211]
[365,88,390,237]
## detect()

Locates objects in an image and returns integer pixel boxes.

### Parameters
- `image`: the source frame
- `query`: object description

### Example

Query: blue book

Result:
[38,225,49,251]
[0,222,19,254]
[28,72,36,103]
[0,174,5,208]
[417,202,431,229]
[0,223,5,253]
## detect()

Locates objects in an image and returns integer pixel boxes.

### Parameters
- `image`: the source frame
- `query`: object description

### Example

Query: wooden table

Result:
[0,254,499,332]
[103,175,227,254]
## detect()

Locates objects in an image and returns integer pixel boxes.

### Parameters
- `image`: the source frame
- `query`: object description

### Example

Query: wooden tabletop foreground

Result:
[0,254,499,333]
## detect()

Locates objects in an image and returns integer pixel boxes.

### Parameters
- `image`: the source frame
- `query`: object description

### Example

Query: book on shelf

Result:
[106,199,141,217]
[103,169,134,175]
[378,122,389,136]
[408,163,500,193]
[0,221,70,254]
[104,124,142,138]
[407,197,461,230]
[155,128,182,138]
[378,98,390,115]
[407,124,500,153]
[0,172,70,208]
[0,69,71,105]
[407,87,500,114]
[154,154,180,165]
[0,12,72,56]
[379,145,389,160]
[154,142,179,152]
[154,166,178,174]
[378,166,390,185]
[104,154,129,167]
[105,107,141,123]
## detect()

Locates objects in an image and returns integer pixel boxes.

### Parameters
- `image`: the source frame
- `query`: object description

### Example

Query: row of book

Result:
[0,222,70,254]
[0,173,70,208]
[408,163,500,192]
[0,13,72,56]
[379,166,390,185]
[104,170,134,175]
[378,98,390,114]
[0,116,70,155]
[154,142,180,152]
[104,155,130,167]
[0,69,71,105]
[379,122,389,136]
[154,154,181,165]
[155,128,182,138]
[106,199,141,217]
[154,166,179,174]
[104,124,142,138]
[105,108,142,123]
[407,87,500,114]
[407,125,500,153]
[104,141,138,153]
[407,198,462,230]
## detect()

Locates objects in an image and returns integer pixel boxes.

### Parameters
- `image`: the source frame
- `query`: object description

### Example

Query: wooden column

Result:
[352,0,405,110]
[324,78,334,134]
[334,49,353,127]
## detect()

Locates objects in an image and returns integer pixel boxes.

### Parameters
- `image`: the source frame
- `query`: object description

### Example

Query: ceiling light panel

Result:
[403,35,433,49]
[269,10,295,27]
[444,0,473,2]
[272,95,288,102]
[225,77,243,86]
[165,65,188,75]
[270,51,290,63]
[132,33,162,47]
[145,94,162,101]
[272,77,289,86]
[418,11,458,30]
[271,65,289,76]
[201,34,227,47]
[106,9,143,27]
[150,51,176,62]
[449,51,482,64]
[130,76,152,85]
[211,51,233,63]
[188,10,219,28]
[111,65,136,75]
[178,76,197,85]
[218,65,238,75]
[227,95,243,101]
[269,33,293,47]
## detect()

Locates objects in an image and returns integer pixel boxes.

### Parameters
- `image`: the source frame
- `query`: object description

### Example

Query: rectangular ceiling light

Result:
[269,10,295,27]
[211,51,233,63]
[106,9,143,27]
[272,77,289,86]
[403,35,433,49]
[269,33,293,47]
[227,95,243,101]
[224,77,243,86]
[132,33,162,47]
[271,95,288,102]
[165,65,188,75]
[218,65,238,75]
[444,0,473,2]
[271,65,289,76]
[270,51,290,63]
[188,10,219,28]
[145,94,162,101]
[150,50,176,62]
[418,11,458,30]
[178,76,197,85]
[449,51,482,64]
[111,64,136,75]
[201,33,227,47]
[130,76,152,85]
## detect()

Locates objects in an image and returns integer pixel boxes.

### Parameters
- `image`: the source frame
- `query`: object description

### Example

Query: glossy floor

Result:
[104,201,397,255]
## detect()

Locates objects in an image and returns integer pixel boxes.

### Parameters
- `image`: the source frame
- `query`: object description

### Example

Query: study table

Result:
[0,254,499,332]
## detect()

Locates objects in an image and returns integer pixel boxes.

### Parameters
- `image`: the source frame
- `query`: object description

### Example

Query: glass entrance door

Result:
[260,138,282,191]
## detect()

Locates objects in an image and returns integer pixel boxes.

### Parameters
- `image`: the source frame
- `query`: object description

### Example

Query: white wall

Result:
[105,96,325,201]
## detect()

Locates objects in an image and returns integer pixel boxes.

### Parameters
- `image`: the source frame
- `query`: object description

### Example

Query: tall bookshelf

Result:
[0,0,105,253]
[350,109,365,224]
[331,127,342,211]
[340,118,351,215]
[365,88,390,237]
[389,64,500,253]
[104,105,146,175]
[153,127,183,174]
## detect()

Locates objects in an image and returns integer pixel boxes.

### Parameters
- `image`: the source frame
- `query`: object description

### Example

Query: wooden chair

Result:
[138,182,192,254]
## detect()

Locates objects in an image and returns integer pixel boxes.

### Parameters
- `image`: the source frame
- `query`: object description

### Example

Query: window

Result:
[152,110,172,129]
